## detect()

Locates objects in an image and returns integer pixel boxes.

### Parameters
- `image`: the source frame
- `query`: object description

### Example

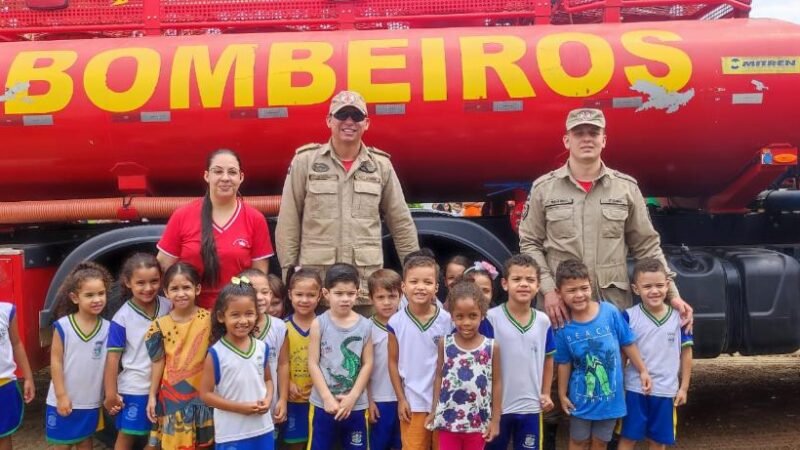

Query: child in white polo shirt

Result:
[619,258,693,450]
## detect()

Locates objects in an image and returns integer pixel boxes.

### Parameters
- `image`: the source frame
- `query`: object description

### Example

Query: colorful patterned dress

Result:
[145,307,214,449]
[432,335,495,433]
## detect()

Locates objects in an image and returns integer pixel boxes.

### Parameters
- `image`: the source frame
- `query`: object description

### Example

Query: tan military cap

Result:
[566,108,606,130]
[329,90,368,115]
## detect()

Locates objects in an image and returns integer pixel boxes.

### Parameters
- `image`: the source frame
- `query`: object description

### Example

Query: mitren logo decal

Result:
[722,56,800,74]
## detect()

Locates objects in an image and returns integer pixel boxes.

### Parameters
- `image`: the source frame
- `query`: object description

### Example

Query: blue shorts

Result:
[45,405,103,445]
[486,413,543,450]
[308,405,368,450]
[216,432,275,450]
[0,381,24,438]
[116,394,150,436]
[283,402,310,443]
[619,391,676,445]
[368,401,401,450]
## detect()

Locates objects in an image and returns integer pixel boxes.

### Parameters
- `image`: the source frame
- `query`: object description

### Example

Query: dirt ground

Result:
[8,354,800,449]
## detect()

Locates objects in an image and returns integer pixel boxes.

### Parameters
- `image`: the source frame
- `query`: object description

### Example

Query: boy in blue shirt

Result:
[553,260,651,450]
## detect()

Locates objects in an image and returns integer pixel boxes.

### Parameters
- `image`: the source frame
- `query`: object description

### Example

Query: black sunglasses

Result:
[332,109,367,122]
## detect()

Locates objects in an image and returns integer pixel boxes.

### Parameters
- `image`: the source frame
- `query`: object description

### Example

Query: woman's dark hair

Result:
[211,281,259,343]
[52,261,113,322]
[201,149,242,287]
[117,252,161,302]
[163,262,201,290]
[447,280,487,316]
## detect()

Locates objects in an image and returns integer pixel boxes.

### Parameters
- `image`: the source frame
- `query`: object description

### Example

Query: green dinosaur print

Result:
[327,335,362,395]
[584,354,612,398]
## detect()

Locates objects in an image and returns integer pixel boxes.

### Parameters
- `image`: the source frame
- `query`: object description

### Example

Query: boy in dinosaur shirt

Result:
[553,260,652,450]
[308,263,374,449]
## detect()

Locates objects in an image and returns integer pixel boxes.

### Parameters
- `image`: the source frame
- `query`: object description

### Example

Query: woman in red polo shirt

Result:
[156,149,273,310]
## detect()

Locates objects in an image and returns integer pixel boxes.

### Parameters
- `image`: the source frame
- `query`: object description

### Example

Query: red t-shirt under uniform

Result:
[157,198,274,309]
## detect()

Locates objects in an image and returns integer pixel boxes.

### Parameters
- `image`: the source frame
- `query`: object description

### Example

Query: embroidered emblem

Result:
[312,162,330,173]
[359,160,377,173]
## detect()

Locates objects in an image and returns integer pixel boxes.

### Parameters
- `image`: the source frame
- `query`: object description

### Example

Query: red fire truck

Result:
[1,0,798,371]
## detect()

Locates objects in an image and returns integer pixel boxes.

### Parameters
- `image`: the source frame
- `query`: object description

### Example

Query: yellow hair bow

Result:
[231,275,251,286]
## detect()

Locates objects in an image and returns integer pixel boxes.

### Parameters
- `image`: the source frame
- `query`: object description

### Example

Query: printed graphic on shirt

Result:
[565,325,619,402]
[325,335,363,395]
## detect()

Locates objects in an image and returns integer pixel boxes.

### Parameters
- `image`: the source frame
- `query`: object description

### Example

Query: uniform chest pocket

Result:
[601,206,628,238]
[352,180,382,218]
[307,180,338,219]
[545,206,576,239]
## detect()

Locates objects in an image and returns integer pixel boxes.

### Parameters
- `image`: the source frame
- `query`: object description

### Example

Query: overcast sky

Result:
[749,0,800,24]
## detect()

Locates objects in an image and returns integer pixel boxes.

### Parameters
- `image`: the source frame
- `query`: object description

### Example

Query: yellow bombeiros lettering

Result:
[621,30,692,92]
[421,38,448,102]
[4,51,77,114]
[537,32,614,97]
[170,44,257,109]
[267,42,336,106]
[459,36,535,100]
[84,48,161,113]
[2,30,692,116]
[348,39,410,103]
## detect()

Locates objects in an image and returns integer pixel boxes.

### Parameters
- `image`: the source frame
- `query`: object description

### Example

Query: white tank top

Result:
[210,336,274,443]
[387,306,453,412]
[46,314,110,409]
[0,303,17,380]
[257,314,287,411]
[107,297,171,395]
[369,317,397,402]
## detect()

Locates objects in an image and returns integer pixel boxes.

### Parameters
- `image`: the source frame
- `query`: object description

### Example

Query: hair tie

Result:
[231,275,251,286]
[464,261,499,280]
[294,265,303,273]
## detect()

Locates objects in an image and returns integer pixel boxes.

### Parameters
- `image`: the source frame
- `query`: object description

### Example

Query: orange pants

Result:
[400,413,439,450]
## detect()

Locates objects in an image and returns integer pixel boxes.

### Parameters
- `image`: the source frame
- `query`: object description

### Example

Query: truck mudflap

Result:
[664,247,800,358]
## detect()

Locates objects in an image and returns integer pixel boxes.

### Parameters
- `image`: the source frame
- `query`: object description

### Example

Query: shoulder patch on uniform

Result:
[295,143,321,154]
[611,170,638,184]
[368,146,391,159]
[531,171,556,190]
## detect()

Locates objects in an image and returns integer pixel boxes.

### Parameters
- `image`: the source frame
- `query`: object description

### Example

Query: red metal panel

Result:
[0,0,752,39]
[0,250,55,373]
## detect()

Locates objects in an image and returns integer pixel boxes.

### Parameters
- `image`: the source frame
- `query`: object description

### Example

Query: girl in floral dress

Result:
[426,281,503,450]
[145,262,214,449]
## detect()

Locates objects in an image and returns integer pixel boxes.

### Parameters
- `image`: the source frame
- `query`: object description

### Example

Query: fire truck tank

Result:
[0,18,798,202]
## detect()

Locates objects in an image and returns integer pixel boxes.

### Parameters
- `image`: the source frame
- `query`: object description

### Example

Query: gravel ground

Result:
[8,354,800,449]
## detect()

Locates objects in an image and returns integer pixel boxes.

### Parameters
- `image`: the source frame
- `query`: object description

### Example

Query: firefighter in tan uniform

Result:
[519,108,694,329]
[276,90,419,301]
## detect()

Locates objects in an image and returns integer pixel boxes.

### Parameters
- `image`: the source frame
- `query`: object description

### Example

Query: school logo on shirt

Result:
[93,341,103,359]
[432,336,442,345]
[0,327,7,344]
[269,348,277,364]
[257,354,265,376]
[667,331,676,344]
[350,431,364,446]
[232,238,251,249]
